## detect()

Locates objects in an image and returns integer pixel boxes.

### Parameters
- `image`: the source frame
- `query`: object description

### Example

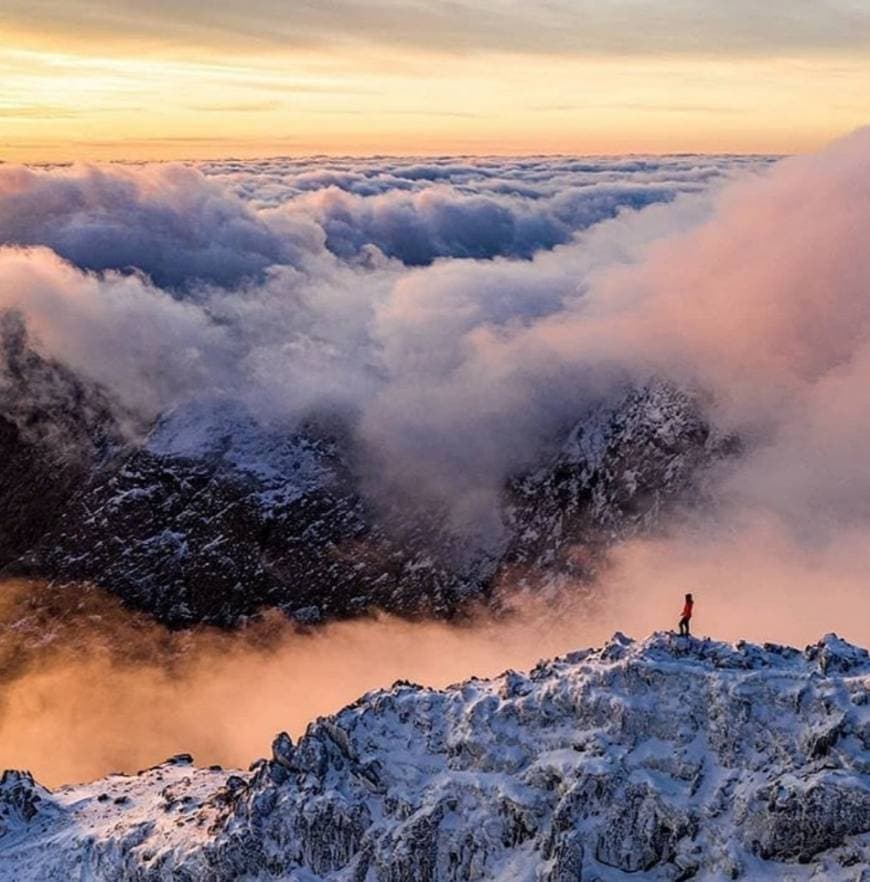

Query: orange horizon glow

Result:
[2,16,869,162]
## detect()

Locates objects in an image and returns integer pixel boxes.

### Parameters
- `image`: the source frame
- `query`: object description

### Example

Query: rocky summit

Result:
[0,322,732,627]
[3,632,869,881]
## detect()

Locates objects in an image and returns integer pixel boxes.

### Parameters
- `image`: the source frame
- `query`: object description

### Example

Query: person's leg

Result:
[679,617,689,636]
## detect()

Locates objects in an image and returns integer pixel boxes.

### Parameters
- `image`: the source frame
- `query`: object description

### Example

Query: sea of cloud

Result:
[3,138,870,575]
[0,154,757,285]
[3,138,870,547]
[0,153,763,512]
[3,135,870,783]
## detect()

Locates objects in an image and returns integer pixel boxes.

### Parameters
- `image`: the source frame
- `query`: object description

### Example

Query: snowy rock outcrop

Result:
[502,383,735,592]
[3,633,869,880]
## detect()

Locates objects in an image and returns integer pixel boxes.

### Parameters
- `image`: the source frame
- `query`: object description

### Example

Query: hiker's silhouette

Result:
[678,593,693,637]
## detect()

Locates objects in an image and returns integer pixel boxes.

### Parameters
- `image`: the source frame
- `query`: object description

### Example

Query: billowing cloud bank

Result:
[0,154,754,501]
[0,155,750,285]
[1,138,870,597]
[3,136,870,783]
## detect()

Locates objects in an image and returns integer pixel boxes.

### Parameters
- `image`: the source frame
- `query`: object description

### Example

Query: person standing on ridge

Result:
[678,593,694,637]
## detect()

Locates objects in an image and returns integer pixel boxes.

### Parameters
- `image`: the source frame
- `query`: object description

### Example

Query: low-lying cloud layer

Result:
[2,139,869,537]
[0,155,750,287]
[2,134,870,783]
[0,153,753,507]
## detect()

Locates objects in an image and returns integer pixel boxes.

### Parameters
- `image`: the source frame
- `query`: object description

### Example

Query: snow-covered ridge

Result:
[3,633,869,880]
[145,396,334,504]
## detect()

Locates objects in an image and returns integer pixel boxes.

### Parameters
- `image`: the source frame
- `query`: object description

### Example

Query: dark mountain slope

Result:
[2,327,733,626]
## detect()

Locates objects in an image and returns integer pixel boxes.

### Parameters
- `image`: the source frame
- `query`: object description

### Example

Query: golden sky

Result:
[1,1,869,161]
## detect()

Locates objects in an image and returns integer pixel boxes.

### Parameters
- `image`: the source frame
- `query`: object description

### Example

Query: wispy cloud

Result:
[3,1,870,59]
[0,104,79,119]
[187,100,284,113]
[527,102,746,115]
[302,109,489,118]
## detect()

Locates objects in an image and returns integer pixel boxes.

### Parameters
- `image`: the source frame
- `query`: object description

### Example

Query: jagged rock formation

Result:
[501,384,736,592]
[3,633,869,880]
[1,324,733,626]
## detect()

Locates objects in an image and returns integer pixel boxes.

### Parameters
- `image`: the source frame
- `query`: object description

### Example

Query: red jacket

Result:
[681,600,693,618]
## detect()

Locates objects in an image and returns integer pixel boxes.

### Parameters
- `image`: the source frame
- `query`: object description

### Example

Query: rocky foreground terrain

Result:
[0,316,732,627]
[2,632,869,881]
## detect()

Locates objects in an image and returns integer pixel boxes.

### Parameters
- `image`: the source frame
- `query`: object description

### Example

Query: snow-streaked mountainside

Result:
[3,633,869,881]
[1,320,734,626]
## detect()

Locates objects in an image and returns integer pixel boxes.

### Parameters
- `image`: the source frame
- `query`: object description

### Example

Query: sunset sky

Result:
[1,1,869,161]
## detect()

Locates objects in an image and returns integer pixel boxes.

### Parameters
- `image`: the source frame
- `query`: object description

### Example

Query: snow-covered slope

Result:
[3,633,869,881]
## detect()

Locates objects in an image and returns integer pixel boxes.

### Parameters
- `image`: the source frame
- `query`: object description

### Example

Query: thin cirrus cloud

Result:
[2,3,868,160]
[187,101,286,114]
[3,1,870,57]
[0,104,81,118]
